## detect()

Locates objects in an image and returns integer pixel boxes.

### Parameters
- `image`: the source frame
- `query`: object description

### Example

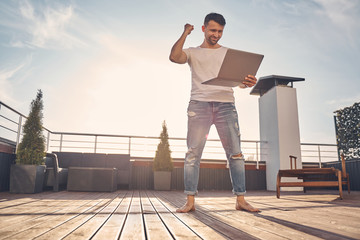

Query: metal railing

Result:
[0,100,264,162]
[47,131,263,161]
[1,100,338,165]
[0,101,51,152]
[300,143,338,167]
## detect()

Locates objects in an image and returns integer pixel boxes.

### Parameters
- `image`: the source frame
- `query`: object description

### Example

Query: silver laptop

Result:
[202,48,264,87]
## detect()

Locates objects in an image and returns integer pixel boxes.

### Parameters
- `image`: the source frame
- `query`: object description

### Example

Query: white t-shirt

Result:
[183,46,235,103]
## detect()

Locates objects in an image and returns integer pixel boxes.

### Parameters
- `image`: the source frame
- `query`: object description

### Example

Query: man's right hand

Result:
[169,23,193,64]
[184,24,194,35]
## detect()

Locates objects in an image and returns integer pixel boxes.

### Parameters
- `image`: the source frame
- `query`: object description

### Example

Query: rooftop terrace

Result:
[0,190,359,239]
[1,99,360,239]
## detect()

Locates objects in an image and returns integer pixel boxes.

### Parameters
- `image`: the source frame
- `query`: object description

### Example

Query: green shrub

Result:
[153,121,173,171]
[16,90,46,165]
[334,102,360,160]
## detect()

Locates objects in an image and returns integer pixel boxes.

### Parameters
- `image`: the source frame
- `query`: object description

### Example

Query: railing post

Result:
[128,136,131,155]
[46,131,50,152]
[256,141,259,170]
[15,116,23,153]
[334,115,341,162]
[318,145,322,168]
[94,135,98,153]
[60,134,63,152]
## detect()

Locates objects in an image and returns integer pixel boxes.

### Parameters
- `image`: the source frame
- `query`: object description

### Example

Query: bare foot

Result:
[176,195,195,213]
[176,203,195,213]
[236,196,260,212]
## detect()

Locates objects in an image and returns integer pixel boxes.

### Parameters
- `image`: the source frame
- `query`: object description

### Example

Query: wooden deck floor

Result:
[0,190,359,240]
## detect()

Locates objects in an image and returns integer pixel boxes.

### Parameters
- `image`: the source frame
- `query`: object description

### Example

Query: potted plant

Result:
[153,121,174,190]
[10,90,46,193]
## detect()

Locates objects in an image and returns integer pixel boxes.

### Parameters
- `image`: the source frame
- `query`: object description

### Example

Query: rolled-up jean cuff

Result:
[233,190,246,196]
[184,190,198,196]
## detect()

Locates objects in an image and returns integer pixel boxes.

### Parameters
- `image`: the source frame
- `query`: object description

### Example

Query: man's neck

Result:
[200,40,221,49]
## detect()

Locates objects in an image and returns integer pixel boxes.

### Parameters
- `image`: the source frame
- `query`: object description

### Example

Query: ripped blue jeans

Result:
[184,101,246,196]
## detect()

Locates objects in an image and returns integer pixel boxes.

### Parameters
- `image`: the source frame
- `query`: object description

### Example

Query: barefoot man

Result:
[169,13,260,213]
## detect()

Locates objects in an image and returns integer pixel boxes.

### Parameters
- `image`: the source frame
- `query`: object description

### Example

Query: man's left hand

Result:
[243,75,257,88]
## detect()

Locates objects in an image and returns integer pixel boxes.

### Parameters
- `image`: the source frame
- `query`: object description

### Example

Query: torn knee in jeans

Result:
[185,148,196,166]
[188,111,196,117]
[186,156,196,163]
[231,153,244,160]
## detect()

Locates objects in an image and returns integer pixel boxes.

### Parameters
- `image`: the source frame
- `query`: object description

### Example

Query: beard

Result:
[206,36,220,45]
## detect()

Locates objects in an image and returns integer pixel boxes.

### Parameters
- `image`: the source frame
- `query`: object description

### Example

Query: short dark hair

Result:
[204,13,226,26]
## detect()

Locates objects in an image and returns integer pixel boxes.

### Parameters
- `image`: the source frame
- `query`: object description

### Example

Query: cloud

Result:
[314,0,359,26]
[253,0,359,49]
[0,63,25,104]
[4,0,86,49]
[313,0,360,48]
[0,53,34,105]
[326,94,360,111]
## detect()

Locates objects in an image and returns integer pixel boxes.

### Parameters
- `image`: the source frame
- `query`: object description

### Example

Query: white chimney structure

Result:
[250,75,305,191]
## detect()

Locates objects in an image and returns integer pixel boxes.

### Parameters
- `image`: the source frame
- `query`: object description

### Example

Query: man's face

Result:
[202,20,224,45]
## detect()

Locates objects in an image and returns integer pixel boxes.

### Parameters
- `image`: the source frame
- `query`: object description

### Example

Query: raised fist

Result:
[184,23,194,35]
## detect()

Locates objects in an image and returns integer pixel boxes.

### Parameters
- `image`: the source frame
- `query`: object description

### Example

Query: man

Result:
[169,13,259,213]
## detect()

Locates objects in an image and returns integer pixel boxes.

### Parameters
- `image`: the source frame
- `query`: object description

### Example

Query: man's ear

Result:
[202,25,205,32]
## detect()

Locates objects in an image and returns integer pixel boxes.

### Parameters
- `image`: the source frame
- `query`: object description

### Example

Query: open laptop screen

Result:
[202,48,264,87]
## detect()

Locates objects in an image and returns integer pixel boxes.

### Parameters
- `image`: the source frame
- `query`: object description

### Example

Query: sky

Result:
[0,0,359,145]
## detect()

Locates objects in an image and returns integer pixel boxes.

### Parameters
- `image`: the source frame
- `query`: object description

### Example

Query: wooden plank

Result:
[279,168,337,174]
[152,191,226,240]
[0,191,76,225]
[156,191,265,240]
[62,191,126,239]
[199,204,316,240]
[0,191,101,239]
[8,192,111,239]
[148,191,201,239]
[140,191,156,214]
[0,190,73,202]
[159,191,330,240]
[119,191,145,240]
[0,191,61,208]
[259,197,360,239]
[237,192,360,239]
[279,181,340,187]
[140,191,173,240]
[208,192,344,240]
[33,192,117,240]
[92,192,131,240]
[260,209,359,239]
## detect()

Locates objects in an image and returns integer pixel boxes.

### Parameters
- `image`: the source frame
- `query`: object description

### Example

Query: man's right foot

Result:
[176,204,195,213]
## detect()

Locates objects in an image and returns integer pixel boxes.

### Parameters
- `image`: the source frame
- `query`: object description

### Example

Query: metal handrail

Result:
[301,142,338,167]
[1,100,338,166]
[0,101,52,133]
[0,101,52,152]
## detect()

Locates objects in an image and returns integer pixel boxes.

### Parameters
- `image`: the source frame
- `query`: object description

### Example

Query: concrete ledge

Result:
[67,167,117,192]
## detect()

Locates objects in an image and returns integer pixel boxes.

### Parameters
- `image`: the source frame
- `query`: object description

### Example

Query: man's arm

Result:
[169,24,194,64]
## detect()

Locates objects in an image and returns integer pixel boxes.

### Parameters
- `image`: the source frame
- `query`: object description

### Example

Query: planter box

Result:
[154,171,171,190]
[0,153,15,192]
[10,165,46,193]
[67,167,117,192]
